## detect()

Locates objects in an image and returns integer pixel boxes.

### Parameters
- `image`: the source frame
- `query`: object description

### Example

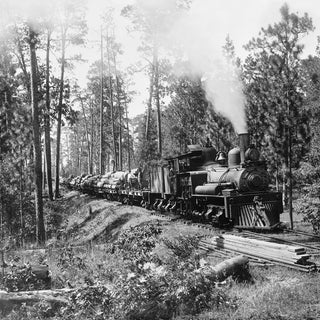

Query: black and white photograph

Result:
[1,0,320,319]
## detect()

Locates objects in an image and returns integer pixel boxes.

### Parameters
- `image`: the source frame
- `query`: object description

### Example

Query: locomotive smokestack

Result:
[239,133,249,164]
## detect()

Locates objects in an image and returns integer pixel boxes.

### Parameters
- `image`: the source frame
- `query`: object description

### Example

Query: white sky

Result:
[72,0,320,118]
[3,0,320,117]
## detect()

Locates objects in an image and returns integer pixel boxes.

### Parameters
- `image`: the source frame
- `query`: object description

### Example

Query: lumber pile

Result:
[200,234,316,272]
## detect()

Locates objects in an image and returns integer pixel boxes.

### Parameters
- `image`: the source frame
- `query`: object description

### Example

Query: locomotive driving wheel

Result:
[212,208,232,228]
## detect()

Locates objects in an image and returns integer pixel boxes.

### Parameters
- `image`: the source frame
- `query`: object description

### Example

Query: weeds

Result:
[0,263,50,292]
[2,198,320,320]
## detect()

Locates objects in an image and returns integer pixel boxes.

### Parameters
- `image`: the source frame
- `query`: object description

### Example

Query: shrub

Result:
[109,233,236,319]
[1,264,50,292]
[44,202,64,239]
[0,301,56,320]
[160,235,237,316]
[51,246,89,288]
[60,286,113,320]
[162,234,200,260]
[111,223,162,269]
[294,183,320,234]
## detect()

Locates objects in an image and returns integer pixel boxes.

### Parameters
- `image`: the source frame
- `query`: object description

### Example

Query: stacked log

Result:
[200,234,316,272]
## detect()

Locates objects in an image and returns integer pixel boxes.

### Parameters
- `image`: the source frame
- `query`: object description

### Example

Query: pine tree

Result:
[243,4,314,228]
[54,0,87,198]
[28,25,46,244]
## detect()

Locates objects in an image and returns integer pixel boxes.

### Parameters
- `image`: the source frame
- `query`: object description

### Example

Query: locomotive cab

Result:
[148,145,217,213]
[166,145,217,197]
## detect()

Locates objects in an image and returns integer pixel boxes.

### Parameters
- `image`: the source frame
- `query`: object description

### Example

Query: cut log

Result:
[211,255,249,281]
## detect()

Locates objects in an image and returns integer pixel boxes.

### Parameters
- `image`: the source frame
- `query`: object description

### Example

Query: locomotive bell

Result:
[216,151,227,164]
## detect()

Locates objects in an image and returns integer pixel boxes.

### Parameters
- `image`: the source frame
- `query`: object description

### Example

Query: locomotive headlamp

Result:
[247,174,262,188]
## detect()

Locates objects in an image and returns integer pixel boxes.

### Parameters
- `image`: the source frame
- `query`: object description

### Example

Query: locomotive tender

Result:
[65,133,283,230]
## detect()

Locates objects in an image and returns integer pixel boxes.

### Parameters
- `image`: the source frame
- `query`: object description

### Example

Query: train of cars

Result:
[63,133,283,230]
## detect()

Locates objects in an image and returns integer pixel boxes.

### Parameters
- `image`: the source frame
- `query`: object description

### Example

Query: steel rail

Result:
[284,228,320,240]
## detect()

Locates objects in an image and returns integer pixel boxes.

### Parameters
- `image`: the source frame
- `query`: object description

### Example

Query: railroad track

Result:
[63,192,320,272]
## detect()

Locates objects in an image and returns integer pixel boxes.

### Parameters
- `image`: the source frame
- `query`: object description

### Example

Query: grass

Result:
[193,267,320,320]
[2,243,320,319]
[2,191,320,320]
[21,242,320,319]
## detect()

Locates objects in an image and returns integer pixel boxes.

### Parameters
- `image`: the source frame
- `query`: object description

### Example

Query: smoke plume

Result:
[136,0,248,133]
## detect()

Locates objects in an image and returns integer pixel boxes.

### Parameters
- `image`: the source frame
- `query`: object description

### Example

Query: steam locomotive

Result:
[65,133,283,230]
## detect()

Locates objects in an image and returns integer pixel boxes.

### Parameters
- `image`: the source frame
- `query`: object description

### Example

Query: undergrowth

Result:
[0,264,50,292]
[2,206,320,320]
[1,223,239,319]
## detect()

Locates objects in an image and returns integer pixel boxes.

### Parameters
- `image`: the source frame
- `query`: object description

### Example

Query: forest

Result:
[3,0,320,319]
[1,0,320,256]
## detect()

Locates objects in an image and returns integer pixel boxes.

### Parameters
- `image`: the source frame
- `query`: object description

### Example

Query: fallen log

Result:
[212,255,249,281]
[0,284,112,310]
[0,288,72,306]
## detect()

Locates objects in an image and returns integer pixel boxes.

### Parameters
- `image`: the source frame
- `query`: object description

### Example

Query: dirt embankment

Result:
[58,191,212,247]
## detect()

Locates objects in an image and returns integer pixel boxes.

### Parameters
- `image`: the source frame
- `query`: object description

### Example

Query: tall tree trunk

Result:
[112,52,123,171]
[43,151,46,189]
[0,141,3,240]
[15,25,31,97]
[152,44,164,195]
[29,26,46,244]
[0,190,3,240]
[90,101,94,174]
[125,102,131,171]
[275,163,279,192]
[54,28,66,199]
[288,128,293,229]
[153,45,162,157]
[145,66,154,139]
[117,81,122,171]
[19,146,24,247]
[79,97,91,174]
[106,34,117,170]
[79,137,84,174]
[99,27,104,175]
[286,88,293,229]
[76,130,81,175]
[45,30,53,200]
